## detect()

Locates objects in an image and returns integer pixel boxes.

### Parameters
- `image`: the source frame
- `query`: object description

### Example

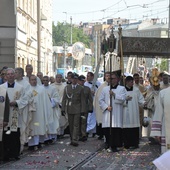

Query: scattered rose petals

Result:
[54,160,59,164]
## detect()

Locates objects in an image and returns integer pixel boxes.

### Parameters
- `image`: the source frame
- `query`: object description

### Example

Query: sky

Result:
[52,0,169,25]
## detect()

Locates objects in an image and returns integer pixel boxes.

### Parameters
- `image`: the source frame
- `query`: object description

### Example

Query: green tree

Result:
[160,58,168,71]
[52,22,91,47]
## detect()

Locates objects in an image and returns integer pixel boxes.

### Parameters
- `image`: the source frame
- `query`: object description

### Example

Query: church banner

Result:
[121,37,170,57]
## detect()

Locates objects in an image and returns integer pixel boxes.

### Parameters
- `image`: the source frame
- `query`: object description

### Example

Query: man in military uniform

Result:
[78,75,93,141]
[61,73,86,146]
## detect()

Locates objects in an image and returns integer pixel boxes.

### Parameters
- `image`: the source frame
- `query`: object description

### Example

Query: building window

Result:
[22,58,25,68]
[161,30,167,36]
[18,57,21,67]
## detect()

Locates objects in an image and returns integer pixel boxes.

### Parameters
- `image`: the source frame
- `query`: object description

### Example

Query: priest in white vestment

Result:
[0,86,10,161]
[42,76,61,143]
[123,76,145,149]
[28,75,53,150]
[51,74,67,136]
[0,68,28,160]
[99,72,126,152]
[15,67,34,152]
[151,86,170,154]
[93,71,110,140]
[133,73,147,138]
[144,83,160,142]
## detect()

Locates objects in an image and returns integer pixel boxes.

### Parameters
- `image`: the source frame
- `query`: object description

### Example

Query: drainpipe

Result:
[37,0,41,72]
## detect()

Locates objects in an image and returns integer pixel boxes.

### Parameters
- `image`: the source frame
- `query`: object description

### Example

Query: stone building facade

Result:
[0,0,53,75]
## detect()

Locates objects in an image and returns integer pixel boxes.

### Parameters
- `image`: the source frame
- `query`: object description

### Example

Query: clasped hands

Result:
[10,101,17,107]
[109,90,115,97]
[126,96,132,101]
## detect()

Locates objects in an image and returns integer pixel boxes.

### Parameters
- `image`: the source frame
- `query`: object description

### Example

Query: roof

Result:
[138,23,168,31]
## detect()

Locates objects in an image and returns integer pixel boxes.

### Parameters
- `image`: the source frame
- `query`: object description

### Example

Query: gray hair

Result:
[15,67,24,76]
[6,68,15,74]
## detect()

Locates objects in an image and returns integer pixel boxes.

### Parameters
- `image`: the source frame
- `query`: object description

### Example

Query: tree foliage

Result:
[160,58,168,72]
[52,22,91,47]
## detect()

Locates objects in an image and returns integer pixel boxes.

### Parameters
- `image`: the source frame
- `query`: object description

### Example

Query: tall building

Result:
[0,0,53,75]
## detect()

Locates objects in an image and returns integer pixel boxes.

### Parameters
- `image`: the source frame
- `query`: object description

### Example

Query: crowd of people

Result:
[0,65,169,166]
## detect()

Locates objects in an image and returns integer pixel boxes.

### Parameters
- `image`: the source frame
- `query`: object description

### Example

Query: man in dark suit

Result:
[61,73,86,146]
[78,75,93,141]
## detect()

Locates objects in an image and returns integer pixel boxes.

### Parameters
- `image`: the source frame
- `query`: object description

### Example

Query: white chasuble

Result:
[51,83,68,130]
[94,81,108,124]
[29,85,53,136]
[0,82,25,132]
[43,85,61,134]
[15,79,34,144]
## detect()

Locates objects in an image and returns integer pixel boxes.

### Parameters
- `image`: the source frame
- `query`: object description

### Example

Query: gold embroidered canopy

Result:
[121,37,170,57]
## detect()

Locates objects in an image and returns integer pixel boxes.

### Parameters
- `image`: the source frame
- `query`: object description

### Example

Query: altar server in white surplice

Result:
[99,71,126,152]
[15,67,34,152]
[123,76,145,149]
[42,76,61,143]
[28,75,53,151]
[0,68,28,160]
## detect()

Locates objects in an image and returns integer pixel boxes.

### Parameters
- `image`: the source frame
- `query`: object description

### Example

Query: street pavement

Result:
[0,135,160,170]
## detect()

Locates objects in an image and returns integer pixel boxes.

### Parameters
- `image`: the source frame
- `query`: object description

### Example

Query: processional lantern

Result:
[107,26,116,74]
[101,30,108,55]
[108,26,116,53]
[101,29,108,80]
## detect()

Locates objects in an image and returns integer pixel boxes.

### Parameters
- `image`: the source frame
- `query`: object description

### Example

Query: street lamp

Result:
[70,16,74,68]
[63,12,67,23]
[70,16,72,45]
[63,43,68,78]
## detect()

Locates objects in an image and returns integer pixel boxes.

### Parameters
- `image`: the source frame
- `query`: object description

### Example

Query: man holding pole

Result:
[99,71,126,152]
